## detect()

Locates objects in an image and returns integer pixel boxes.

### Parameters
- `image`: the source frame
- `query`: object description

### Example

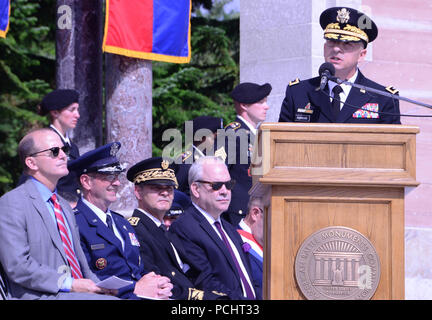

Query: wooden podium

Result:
[249,123,419,300]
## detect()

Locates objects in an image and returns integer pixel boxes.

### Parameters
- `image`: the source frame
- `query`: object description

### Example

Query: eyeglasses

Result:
[89,173,120,183]
[28,145,70,158]
[196,179,236,191]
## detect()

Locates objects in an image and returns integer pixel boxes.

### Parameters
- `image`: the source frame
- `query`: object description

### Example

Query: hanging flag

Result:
[0,0,10,38]
[102,0,192,64]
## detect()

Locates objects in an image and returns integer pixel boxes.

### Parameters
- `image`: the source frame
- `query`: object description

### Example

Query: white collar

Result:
[328,69,358,96]
[192,202,222,226]
[239,218,252,233]
[50,124,71,145]
[237,115,257,136]
[82,197,111,225]
[136,208,163,227]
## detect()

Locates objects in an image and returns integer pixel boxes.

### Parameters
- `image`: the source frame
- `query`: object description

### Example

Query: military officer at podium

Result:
[222,82,272,226]
[279,6,401,124]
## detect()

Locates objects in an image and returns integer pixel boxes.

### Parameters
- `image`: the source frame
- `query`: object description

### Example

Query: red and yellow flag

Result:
[102,0,192,63]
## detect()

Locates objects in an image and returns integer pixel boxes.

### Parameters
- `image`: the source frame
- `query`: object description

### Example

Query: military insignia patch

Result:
[215,146,227,161]
[337,8,350,24]
[188,288,204,300]
[181,150,192,162]
[225,121,241,130]
[95,258,107,270]
[289,78,300,86]
[385,86,399,95]
[297,103,314,114]
[129,232,140,246]
[353,103,379,118]
[127,216,140,226]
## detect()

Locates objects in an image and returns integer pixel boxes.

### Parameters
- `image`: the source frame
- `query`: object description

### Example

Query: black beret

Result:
[68,142,124,176]
[230,82,272,104]
[127,156,178,188]
[320,7,378,46]
[192,116,223,136]
[39,89,79,115]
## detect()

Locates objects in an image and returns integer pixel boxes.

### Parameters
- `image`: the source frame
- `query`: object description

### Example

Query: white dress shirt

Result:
[328,69,359,111]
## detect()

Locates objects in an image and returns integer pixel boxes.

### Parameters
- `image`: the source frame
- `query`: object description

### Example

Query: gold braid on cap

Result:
[133,168,178,188]
[324,23,369,43]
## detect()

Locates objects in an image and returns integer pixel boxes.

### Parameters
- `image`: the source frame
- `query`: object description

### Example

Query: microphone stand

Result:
[331,77,432,110]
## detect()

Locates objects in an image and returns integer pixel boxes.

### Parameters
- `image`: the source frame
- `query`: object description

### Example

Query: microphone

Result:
[318,62,335,91]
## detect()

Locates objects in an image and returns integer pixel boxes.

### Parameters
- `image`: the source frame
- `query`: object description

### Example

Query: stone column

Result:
[56,0,103,153]
[105,55,153,216]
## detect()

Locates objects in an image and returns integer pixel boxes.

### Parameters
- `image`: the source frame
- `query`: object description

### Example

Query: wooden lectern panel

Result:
[266,185,404,300]
[251,123,419,300]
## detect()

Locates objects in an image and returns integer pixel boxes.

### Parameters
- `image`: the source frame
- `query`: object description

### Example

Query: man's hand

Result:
[71,278,116,295]
[133,272,173,299]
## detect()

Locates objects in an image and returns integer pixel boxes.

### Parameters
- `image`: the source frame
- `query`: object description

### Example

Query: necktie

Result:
[332,85,343,119]
[50,194,83,279]
[214,221,255,299]
[106,214,114,233]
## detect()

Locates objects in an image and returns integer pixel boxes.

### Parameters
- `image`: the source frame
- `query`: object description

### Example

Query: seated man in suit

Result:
[170,156,260,299]
[0,128,117,299]
[126,157,228,300]
[237,196,264,297]
[69,143,173,300]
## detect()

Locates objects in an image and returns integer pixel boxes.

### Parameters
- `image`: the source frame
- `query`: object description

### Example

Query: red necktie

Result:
[50,194,83,279]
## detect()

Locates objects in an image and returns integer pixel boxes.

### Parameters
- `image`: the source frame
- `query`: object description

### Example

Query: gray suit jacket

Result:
[0,178,107,300]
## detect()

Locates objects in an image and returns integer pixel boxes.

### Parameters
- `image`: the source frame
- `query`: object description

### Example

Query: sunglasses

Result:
[28,145,70,158]
[197,179,236,191]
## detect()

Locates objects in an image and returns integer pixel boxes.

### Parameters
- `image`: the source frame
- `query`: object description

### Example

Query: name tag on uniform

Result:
[91,243,105,250]
[129,233,140,246]
[295,114,311,122]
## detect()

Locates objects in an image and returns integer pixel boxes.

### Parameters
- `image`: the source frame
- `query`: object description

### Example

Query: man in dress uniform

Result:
[69,143,173,300]
[222,82,272,226]
[126,157,228,300]
[176,115,224,195]
[279,6,401,124]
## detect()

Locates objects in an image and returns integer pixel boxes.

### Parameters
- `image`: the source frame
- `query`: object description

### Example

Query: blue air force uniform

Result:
[74,199,145,299]
[69,142,146,299]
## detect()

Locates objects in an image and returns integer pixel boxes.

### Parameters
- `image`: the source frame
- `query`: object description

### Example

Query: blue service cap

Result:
[68,142,124,176]
[230,82,272,104]
[166,190,191,217]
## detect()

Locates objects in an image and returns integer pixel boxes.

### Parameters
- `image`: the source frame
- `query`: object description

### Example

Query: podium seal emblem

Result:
[295,226,380,300]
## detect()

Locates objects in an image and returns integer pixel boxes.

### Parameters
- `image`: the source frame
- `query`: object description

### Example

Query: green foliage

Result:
[0,0,55,194]
[152,15,239,156]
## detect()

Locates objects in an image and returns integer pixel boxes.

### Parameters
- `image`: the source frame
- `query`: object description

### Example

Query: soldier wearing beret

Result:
[279,7,401,124]
[127,157,228,300]
[222,82,271,226]
[176,115,224,195]
[69,143,173,300]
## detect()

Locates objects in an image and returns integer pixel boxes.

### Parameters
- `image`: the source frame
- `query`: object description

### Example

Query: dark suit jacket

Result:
[222,116,253,226]
[279,70,401,124]
[74,199,145,299]
[170,205,260,300]
[128,209,227,300]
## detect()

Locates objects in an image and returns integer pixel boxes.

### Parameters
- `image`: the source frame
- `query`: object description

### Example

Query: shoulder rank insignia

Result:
[212,290,227,297]
[127,216,140,226]
[385,86,399,95]
[188,288,204,300]
[289,78,300,86]
[214,146,227,161]
[225,121,241,131]
[73,207,79,214]
[181,150,192,162]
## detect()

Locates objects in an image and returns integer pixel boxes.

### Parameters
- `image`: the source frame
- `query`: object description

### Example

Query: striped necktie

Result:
[214,221,255,299]
[50,194,83,279]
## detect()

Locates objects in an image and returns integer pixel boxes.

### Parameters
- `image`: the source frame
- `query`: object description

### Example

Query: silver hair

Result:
[188,156,227,187]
